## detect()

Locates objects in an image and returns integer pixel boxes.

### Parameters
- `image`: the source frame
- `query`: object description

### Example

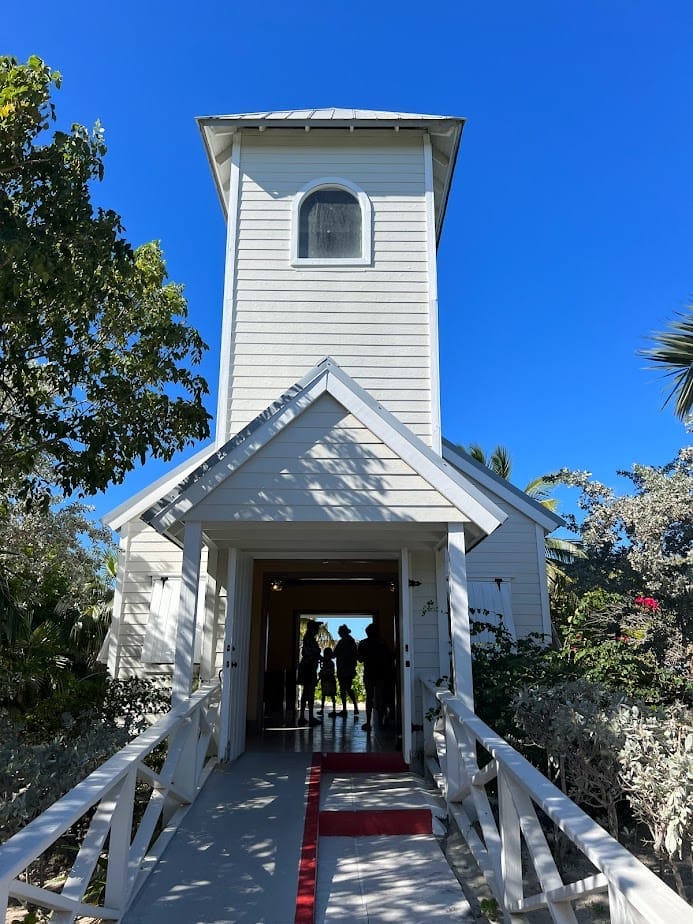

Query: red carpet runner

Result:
[294,752,430,924]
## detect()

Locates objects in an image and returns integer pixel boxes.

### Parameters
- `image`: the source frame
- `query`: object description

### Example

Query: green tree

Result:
[0,55,210,505]
[642,305,693,423]
[0,470,116,712]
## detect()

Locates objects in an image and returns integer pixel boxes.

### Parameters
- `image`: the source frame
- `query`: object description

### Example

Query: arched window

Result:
[292,179,372,265]
[299,189,361,259]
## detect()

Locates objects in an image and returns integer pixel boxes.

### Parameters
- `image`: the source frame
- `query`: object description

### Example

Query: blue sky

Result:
[6,2,691,528]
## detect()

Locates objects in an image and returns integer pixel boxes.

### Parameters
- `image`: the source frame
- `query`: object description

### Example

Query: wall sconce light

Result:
[270,579,284,592]
[388,581,396,592]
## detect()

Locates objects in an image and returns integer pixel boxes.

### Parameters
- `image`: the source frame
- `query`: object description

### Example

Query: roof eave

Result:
[441,439,565,533]
[196,113,465,234]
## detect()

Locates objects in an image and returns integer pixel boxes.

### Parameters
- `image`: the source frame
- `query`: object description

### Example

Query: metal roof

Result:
[196,108,465,241]
[197,108,461,123]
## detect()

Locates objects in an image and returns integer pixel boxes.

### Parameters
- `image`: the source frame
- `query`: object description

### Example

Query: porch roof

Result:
[131,358,506,551]
[442,440,565,533]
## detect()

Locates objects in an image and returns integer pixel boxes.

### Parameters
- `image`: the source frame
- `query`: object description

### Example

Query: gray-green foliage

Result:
[514,680,693,899]
[617,703,693,895]
[0,677,169,843]
[556,448,693,601]
[514,680,627,838]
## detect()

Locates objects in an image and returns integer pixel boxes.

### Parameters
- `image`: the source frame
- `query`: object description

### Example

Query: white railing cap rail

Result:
[0,680,220,885]
[430,684,693,922]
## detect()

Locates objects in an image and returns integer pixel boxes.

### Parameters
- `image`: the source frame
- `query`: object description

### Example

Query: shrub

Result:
[513,680,628,837]
[616,703,693,899]
[0,677,169,842]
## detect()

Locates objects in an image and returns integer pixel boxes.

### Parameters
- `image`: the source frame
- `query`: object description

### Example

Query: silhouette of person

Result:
[318,646,337,716]
[333,624,359,718]
[297,619,322,726]
[357,623,395,732]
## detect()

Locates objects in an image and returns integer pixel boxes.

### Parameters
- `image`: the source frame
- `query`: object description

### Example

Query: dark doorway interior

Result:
[250,560,400,745]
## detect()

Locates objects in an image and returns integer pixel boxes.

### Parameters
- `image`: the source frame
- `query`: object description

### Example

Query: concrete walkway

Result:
[316,769,473,923]
[122,753,474,924]
[122,752,311,924]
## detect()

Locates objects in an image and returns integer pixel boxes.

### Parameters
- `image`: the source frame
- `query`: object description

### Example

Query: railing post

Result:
[422,682,437,757]
[172,521,203,707]
[498,767,523,923]
[608,882,639,924]
[174,710,202,801]
[104,769,137,915]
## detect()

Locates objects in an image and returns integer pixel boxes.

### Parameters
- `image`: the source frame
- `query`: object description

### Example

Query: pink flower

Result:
[634,596,659,610]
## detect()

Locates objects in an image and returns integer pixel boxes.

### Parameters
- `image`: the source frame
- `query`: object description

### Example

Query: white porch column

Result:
[434,545,450,681]
[217,547,235,762]
[106,523,130,678]
[399,548,413,764]
[172,520,203,706]
[447,524,474,710]
[199,544,219,682]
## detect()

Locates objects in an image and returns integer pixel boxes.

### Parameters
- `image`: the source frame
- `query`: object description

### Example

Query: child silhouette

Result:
[319,646,337,717]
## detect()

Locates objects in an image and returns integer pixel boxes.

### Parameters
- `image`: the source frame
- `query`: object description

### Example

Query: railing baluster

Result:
[51,790,120,924]
[104,767,137,915]
[498,768,524,923]
[0,681,220,923]
[419,677,693,924]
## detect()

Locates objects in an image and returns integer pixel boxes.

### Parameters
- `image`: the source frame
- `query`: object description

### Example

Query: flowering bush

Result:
[634,595,660,610]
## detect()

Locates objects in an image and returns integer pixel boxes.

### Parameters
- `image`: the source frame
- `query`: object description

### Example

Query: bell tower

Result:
[198,109,464,452]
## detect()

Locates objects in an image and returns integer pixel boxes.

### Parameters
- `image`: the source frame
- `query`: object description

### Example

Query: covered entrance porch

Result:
[191,520,457,766]
[140,362,507,763]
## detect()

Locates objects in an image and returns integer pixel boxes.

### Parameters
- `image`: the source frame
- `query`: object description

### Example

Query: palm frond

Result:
[642,307,693,420]
[467,443,487,465]
[489,446,512,480]
[546,536,585,563]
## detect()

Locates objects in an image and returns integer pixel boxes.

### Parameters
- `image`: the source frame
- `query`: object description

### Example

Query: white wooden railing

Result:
[420,679,693,924]
[0,680,220,923]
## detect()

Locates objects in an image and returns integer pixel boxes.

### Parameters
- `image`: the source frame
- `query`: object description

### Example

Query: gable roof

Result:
[133,358,506,549]
[441,439,564,533]
[196,108,464,241]
[104,373,562,541]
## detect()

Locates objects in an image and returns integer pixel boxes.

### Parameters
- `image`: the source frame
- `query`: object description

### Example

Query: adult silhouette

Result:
[297,619,322,726]
[332,623,359,718]
[357,623,395,732]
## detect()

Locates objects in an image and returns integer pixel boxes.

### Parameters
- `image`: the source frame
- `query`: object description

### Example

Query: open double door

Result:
[221,557,413,760]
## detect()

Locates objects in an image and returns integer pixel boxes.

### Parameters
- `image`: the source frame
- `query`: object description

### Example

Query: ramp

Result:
[121,751,472,923]
[121,752,311,924]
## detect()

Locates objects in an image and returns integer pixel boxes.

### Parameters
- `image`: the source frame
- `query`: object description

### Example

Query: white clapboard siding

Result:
[192,394,465,524]
[115,521,209,678]
[225,128,434,443]
[409,550,441,722]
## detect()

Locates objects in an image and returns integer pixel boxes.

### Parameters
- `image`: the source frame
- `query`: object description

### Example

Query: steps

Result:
[303,752,474,924]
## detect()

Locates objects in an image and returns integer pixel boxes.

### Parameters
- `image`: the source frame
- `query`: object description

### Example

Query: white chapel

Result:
[103,109,561,764]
